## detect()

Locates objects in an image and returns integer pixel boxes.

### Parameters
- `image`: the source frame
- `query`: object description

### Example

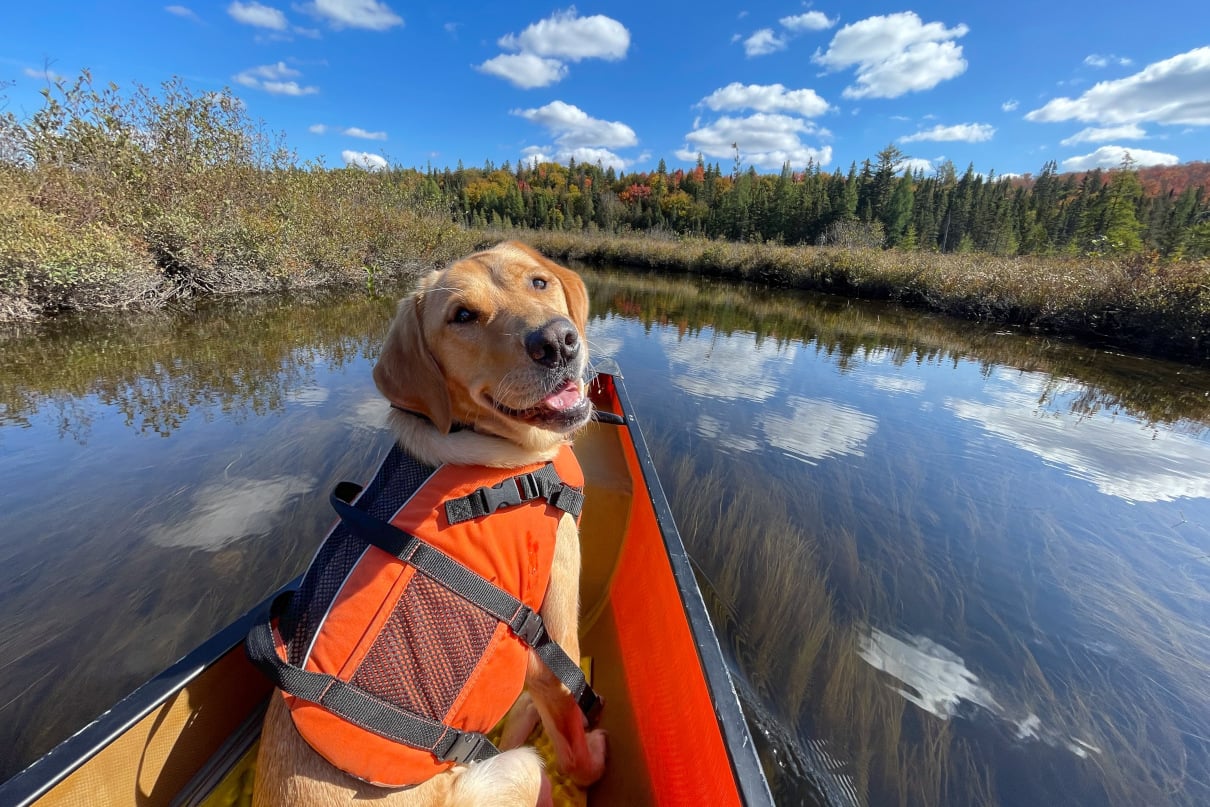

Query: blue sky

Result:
[3,1,1208,177]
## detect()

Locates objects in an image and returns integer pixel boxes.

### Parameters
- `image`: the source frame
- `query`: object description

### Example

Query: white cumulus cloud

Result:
[303,0,401,30]
[343,126,387,140]
[233,62,318,95]
[480,9,629,88]
[743,28,786,57]
[678,113,833,170]
[1084,53,1133,69]
[499,8,629,62]
[1060,124,1147,146]
[1027,46,1210,126]
[813,11,969,99]
[23,66,66,82]
[227,1,287,30]
[687,83,833,169]
[780,11,835,32]
[900,123,995,143]
[514,101,637,170]
[522,145,629,172]
[165,5,201,22]
[700,82,831,117]
[477,53,567,89]
[342,150,388,170]
[1060,145,1178,171]
[512,101,637,149]
[899,157,937,174]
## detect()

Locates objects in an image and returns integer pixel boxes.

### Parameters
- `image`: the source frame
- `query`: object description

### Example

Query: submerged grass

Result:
[656,437,1209,807]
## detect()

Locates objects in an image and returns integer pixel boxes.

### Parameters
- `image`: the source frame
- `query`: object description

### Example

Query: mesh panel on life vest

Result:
[349,575,497,720]
[284,448,437,666]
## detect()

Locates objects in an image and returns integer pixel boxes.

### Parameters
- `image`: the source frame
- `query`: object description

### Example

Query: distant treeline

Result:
[415,147,1210,259]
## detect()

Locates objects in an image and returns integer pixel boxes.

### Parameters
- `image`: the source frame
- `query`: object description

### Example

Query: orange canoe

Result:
[0,372,773,807]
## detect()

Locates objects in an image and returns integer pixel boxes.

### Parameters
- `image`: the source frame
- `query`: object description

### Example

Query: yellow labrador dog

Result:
[253,242,606,806]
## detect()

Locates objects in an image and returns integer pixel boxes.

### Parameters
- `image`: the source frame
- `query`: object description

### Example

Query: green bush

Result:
[0,184,157,312]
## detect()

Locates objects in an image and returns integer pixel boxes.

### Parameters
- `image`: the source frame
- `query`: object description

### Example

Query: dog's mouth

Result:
[490,378,592,429]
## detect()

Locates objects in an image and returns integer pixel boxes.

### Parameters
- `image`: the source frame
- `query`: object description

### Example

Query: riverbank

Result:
[4,219,1209,363]
[514,229,1210,364]
[0,161,479,322]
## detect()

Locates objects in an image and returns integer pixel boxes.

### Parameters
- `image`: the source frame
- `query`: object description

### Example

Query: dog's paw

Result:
[567,728,608,788]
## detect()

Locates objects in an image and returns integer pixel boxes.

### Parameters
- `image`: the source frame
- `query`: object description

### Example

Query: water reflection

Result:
[146,474,317,550]
[660,326,792,403]
[851,354,927,395]
[0,289,398,780]
[3,266,1209,807]
[947,370,1210,502]
[582,267,1210,807]
[761,397,878,464]
[858,628,1001,721]
[858,627,1101,762]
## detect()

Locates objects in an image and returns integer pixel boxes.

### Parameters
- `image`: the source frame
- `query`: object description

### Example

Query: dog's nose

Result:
[525,318,580,368]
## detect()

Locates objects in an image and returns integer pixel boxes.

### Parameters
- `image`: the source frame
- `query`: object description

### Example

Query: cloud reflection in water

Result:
[859,627,1101,759]
[762,397,878,464]
[147,474,316,550]
[662,328,793,403]
[946,373,1210,502]
[285,385,330,406]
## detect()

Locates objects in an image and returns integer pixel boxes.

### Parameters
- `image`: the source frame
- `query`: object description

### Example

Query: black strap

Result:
[329,484,602,722]
[444,463,584,525]
[245,592,498,764]
[591,410,625,425]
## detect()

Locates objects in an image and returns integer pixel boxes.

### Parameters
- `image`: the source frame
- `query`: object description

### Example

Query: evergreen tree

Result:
[883,173,914,247]
[1102,155,1144,252]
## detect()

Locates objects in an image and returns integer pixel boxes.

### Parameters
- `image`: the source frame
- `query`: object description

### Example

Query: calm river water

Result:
[2,265,1208,806]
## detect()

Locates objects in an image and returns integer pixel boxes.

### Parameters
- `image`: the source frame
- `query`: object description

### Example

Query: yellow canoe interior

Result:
[13,374,768,807]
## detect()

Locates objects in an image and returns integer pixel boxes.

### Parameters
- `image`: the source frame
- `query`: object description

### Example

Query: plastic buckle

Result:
[444,731,493,764]
[476,478,524,514]
[511,606,546,646]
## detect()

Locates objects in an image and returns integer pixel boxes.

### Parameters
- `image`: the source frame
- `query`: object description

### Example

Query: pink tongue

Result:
[542,381,583,411]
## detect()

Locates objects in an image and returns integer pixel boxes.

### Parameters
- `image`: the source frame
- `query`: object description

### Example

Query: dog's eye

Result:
[531,277,548,290]
[451,307,478,324]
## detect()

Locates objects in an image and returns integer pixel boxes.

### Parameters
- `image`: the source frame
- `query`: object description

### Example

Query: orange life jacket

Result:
[246,442,597,788]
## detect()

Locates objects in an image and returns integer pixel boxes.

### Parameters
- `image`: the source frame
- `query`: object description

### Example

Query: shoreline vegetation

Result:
[2,74,1208,363]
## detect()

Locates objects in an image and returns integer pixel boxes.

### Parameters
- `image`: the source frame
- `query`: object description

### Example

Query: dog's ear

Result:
[373,293,454,433]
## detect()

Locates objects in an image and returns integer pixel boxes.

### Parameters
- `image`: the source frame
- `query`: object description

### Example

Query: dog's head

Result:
[374,241,591,447]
